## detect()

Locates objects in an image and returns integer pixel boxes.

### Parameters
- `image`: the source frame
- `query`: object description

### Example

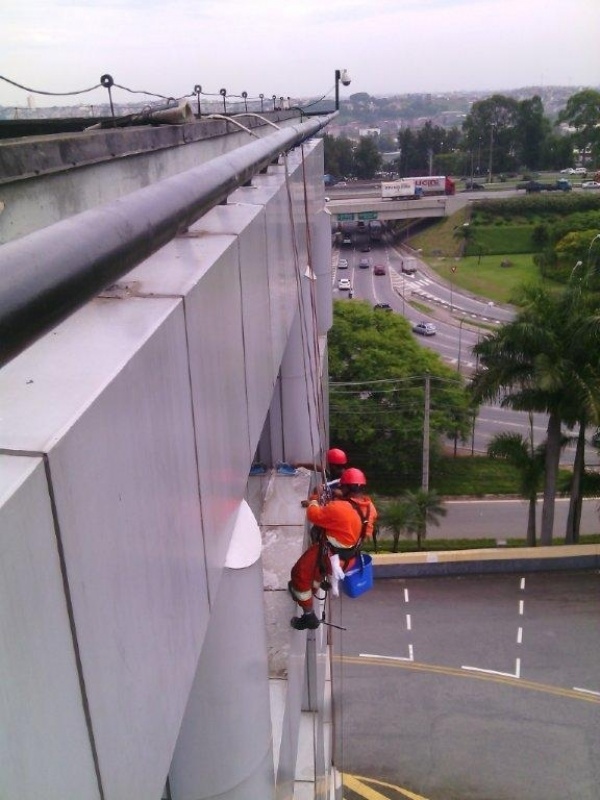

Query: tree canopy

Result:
[328,301,472,491]
[557,89,600,166]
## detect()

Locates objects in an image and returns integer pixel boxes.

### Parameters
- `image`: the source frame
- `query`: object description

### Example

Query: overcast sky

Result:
[1,0,598,108]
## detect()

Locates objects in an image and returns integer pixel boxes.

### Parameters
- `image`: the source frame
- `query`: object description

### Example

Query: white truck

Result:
[381,179,423,200]
[400,256,418,275]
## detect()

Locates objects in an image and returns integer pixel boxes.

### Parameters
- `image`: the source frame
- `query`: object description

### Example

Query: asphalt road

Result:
[407,496,600,541]
[329,571,600,800]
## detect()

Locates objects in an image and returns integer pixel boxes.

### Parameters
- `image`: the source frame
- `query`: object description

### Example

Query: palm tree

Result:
[562,259,600,542]
[376,499,413,552]
[486,423,544,546]
[403,488,447,550]
[471,283,600,545]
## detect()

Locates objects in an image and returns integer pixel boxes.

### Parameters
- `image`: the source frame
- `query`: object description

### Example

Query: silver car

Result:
[413,321,436,336]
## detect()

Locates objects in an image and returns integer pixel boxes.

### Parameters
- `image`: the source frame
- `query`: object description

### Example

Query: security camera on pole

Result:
[335,69,351,111]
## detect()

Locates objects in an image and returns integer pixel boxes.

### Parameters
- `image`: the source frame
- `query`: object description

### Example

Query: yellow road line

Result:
[335,655,600,704]
[344,772,429,799]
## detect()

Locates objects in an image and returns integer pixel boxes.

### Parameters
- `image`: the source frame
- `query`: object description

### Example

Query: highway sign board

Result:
[357,211,378,220]
[336,213,355,221]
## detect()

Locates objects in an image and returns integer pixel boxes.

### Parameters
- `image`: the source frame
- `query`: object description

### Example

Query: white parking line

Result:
[573,687,600,697]
[461,575,525,680]
[462,659,521,679]
[360,646,414,663]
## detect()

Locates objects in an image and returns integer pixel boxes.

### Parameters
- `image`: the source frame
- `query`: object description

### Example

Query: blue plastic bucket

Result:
[342,553,373,598]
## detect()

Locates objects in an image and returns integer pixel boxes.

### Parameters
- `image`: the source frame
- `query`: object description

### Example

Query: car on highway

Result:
[560,168,575,174]
[358,258,370,269]
[373,265,386,275]
[581,181,600,190]
[338,258,349,269]
[338,278,352,291]
[360,243,371,252]
[412,321,436,336]
[374,303,392,311]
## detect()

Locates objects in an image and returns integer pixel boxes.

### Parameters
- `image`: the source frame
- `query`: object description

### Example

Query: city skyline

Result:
[1,0,598,108]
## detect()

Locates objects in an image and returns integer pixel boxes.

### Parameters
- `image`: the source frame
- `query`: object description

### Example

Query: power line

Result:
[0,74,101,96]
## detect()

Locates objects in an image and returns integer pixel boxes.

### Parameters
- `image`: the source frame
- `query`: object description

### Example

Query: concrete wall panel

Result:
[170,558,274,800]
[0,128,330,799]
[0,297,209,799]
[0,456,100,799]
[231,165,299,371]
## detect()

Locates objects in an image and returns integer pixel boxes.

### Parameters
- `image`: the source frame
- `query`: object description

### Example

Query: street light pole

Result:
[488,123,495,184]
[457,316,465,374]
[422,373,430,491]
[402,273,406,315]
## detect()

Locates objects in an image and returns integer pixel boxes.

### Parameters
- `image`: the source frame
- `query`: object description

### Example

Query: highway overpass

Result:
[326,194,448,224]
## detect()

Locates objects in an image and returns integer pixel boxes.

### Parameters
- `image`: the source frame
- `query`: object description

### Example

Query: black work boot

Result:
[290,611,321,630]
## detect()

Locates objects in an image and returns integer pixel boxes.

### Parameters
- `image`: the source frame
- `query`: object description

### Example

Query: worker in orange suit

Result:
[295,447,348,491]
[289,468,377,630]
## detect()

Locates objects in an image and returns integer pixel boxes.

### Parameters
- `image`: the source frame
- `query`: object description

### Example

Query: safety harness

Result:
[316,498,371,588]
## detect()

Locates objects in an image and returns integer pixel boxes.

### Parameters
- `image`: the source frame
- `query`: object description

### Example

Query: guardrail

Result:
[0,114,334,367]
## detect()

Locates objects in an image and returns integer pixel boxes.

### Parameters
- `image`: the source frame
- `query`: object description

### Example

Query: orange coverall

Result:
[290,495,377,611]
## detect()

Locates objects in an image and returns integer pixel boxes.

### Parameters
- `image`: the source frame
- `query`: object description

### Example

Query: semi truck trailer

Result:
[381,176,455,198]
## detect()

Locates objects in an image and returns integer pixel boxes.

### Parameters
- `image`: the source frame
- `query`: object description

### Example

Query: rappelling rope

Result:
[282,141,348,789]
[281,148,328,475]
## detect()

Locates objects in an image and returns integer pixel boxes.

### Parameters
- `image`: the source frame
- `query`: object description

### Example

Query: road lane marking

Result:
[573,687,600,697]
[344,773,430,800]
[517,626,523,644]
[519,599,524,615]
[337,656,600,704]
[406,613,412,631]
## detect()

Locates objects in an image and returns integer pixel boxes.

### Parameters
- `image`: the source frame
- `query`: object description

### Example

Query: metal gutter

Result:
[0,113,334,367]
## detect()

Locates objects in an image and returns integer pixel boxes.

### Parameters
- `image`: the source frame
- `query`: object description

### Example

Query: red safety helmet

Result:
[339,467,367,486]
[327,448,348,466]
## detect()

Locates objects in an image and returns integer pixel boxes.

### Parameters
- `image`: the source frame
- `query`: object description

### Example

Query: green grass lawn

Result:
[408,205,557,304]
[467,224,534,254]
[432,253,541,304]
[369,455,585,499]
[365,533,600,554]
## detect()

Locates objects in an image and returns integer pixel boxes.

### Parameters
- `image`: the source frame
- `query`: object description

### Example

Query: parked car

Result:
[412,321,437,336]
[581,181,600,190]
[374,303,392,311]
[574,167,588,175]
[338,278,351,291]
[463,181,485,190]
[358,258,370,269]
[560,168,576,174]
[338,258,349,269]
[373,265,386,275]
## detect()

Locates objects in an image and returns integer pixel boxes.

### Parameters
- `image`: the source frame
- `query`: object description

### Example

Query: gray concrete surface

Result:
[329,571,600,800]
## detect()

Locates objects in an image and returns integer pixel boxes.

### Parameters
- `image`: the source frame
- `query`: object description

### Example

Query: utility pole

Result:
[488,123,495,184]
[422,373,430,491]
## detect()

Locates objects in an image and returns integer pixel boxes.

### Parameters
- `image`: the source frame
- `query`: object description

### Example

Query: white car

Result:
[581,181,600,190]
[338,258,349,269]
[560,168,575,174]
[338,278,352,291]
[574,167,588,175]
[412,321,436,336]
